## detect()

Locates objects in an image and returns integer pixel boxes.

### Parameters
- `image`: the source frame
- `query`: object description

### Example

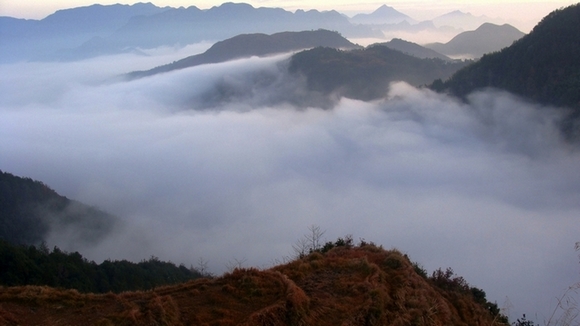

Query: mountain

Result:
[0,244,506,325]
[378,20,463,43]
[105,3,378,48]
[350,4,414,25]
[431,10,504,30]
[181,44,468,109]
[432,4,580,137]
[0,170,117,246]
[18,2,381,62]
[39,3,168,34]
[0,3,169,63]
[425,23,525,58]
[378,38,452,61]
[288,45,470,101]
[127,30,361,79]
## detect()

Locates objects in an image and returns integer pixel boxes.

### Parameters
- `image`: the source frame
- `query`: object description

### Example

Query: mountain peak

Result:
[443,10,470,17]
[351,4,411,24]
[425,22,524,58]
[374,4,397,14]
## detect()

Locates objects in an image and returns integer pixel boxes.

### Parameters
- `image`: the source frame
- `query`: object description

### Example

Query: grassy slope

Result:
[0,245,504,325]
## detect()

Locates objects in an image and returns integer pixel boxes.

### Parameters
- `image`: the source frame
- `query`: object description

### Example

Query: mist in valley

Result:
[1,44,579,320]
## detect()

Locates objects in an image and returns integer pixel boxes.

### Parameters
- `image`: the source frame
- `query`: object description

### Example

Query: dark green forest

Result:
[0,240,204,293]
[289,45,470,101]
[432,3,580,136]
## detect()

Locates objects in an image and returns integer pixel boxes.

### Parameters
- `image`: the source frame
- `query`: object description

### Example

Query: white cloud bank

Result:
[1,50,579,322]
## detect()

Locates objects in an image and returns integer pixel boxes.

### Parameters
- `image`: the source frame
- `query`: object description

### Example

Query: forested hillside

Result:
[0,171,116,246]
[432,4,580,136]
[289,45,470,101]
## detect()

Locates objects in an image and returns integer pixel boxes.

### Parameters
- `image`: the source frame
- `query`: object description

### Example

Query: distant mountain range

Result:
[355,8,508,44]
[127,30,361,79]
[432,3,580,137]
[0,170,117,246]
[79,3,379,59]
[425,23,525,58]
[0,2,380,62]
[0,3,168,62]
[0,2,525,63]
[431,10,505,30]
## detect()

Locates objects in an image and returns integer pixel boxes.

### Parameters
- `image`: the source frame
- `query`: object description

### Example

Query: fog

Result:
[1,47,579,322]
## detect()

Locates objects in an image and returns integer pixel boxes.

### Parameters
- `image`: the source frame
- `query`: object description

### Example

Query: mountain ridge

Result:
[425,23,525,58]
[127,30,361,79]
[1,2,382,62]
[0,2,170,62]
[431,10,504,30]
[377,38,452,61]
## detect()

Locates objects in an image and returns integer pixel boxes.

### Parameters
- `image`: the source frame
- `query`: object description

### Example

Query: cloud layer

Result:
[1,49,579,321]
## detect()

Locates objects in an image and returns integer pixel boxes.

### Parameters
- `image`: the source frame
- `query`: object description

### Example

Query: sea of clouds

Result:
[1,46,579,321]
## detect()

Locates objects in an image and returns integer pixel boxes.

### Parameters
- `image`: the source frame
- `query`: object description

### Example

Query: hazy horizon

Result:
[2,0,577,32]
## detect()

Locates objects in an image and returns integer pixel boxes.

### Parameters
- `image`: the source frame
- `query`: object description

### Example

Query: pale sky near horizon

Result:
[0,0,576,26]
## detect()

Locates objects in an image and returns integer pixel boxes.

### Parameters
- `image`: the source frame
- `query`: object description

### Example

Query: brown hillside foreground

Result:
[0,246,504,325]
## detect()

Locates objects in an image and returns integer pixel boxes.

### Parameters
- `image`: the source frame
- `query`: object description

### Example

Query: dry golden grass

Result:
[0,246,504,325]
